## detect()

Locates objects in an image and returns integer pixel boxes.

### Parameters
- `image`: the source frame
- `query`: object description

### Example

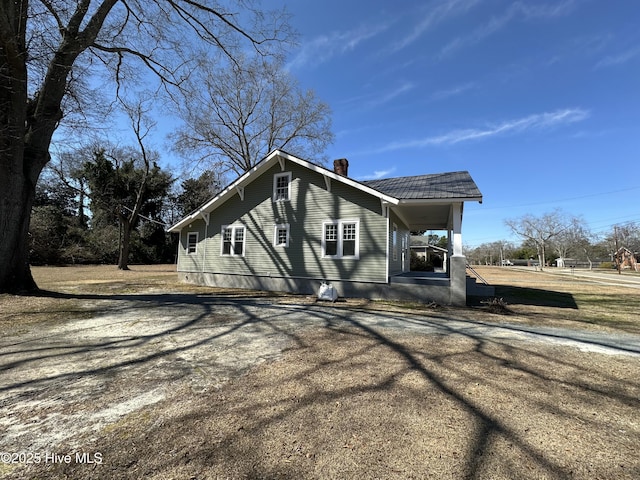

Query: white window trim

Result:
[273,223,290,247]
[220,224,246,256]
[272,172,292,202]
[322,219,360,259]
[187,231,198,254]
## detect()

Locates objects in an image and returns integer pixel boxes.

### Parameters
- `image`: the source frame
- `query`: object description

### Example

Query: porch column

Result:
[451,202,463,257]
[450,203,466,306]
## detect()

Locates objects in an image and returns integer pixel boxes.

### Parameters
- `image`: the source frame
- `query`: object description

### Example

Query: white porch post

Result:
[452,203,463,257]
[450,203,466,306]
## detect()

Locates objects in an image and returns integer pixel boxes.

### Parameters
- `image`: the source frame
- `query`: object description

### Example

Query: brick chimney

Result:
[333,158,349,176]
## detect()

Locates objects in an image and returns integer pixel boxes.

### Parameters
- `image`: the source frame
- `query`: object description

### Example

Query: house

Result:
[410,236,448,271]
[168,150,486,305]
[616,247,639,271]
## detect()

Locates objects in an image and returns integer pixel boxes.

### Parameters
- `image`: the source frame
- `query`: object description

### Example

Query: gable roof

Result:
[168,150,482,232]
[363,171,482,201]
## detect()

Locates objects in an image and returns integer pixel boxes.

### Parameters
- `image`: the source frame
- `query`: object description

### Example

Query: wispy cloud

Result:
[287,22,391,70]
[358,167,397,181]
[366,82,416,108]
[429,82,476,101]
[440,0,579,58]
[390,0,480,53]
[595,45,640,68]
[371,108,590,153]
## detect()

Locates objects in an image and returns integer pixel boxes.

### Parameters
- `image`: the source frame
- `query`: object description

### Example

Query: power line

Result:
[476,185,640,212]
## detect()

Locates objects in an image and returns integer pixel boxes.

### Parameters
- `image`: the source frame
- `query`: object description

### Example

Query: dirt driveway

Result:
[2,289,640,479]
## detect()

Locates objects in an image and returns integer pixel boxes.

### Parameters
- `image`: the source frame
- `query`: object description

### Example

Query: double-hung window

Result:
[221,225,245,256]
[323,220,359,259]
[187,232,198,254]
[274,224,290,247]
[273,172,291,202]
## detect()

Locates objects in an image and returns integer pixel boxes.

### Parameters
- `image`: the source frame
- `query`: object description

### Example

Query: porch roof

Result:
[363,171,482,201]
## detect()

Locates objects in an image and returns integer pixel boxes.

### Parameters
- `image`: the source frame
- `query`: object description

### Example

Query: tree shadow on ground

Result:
[3,295,639,480]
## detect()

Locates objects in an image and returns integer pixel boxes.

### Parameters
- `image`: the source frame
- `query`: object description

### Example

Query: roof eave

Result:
[397,196,483,205]
[167,149,401,232]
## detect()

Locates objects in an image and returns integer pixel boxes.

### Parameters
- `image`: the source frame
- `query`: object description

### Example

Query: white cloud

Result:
[366,82,416,108]
[390,0,480,53]
[373,108,590,152]
[358,167,397,181]
[429,82,476,101]
[595,45,640,68]
[440,0,579,58]
[287,23,390,70]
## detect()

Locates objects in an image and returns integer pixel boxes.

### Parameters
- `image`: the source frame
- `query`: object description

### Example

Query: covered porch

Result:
[389,201,469,305]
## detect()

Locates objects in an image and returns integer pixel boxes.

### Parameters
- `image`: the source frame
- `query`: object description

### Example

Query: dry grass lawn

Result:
[1,265,639,479]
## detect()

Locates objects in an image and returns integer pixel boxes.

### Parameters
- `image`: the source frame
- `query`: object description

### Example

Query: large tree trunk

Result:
[118,216,132,271]
[1,0,38,293]
[0,172,39,293]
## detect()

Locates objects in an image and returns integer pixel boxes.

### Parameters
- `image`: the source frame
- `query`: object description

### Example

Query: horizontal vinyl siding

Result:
[299,171,387,283]
[177,219,207,272]
[195,162,388,283]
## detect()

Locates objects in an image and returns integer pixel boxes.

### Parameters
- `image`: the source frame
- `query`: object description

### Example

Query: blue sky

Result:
[275,0,640,247]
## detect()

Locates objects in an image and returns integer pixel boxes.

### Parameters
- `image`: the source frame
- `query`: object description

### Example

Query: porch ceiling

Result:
[393,202,453,231]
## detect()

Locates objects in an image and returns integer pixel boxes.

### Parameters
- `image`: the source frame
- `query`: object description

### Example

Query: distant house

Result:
[410,237,448,271]
[168,150,486,305]
[616,247,639,271]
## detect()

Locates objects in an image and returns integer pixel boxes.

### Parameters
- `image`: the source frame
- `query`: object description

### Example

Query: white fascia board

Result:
[397,196,482,206]
[277,151,399,205]
[167,158,275,232]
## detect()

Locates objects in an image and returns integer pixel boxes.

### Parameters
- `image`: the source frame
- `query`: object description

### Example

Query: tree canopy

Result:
[0,0,292,292]
[172,54,334,177]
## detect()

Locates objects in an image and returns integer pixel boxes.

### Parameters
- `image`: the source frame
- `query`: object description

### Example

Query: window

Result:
[221,225,245,256]
[187,232,198,254]
[324,223,338,256]
[273,172,291,202]
[234,227,244,255]
[323,220,359,259]
[343,222,356,256]
[274,224,290,247]
[392,223,398,261]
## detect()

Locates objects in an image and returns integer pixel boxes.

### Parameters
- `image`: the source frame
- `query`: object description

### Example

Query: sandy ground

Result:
[1,265,639,479]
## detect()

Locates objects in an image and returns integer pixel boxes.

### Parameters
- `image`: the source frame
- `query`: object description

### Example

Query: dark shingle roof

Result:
[363,171,481,200]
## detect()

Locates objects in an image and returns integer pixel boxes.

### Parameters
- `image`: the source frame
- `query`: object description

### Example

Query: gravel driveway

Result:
[2,291,639,462]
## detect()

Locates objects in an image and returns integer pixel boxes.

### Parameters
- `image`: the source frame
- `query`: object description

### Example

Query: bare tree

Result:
[505,209,572,270]
[117,99,156,270]
[172,53,334,177]
[0,0,292,293]
[550,216,591,266]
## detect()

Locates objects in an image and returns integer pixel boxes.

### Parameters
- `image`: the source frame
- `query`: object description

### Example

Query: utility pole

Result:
[614,225,621,275]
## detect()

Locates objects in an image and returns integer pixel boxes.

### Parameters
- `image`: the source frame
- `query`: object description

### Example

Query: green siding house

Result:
[168,150,485,305]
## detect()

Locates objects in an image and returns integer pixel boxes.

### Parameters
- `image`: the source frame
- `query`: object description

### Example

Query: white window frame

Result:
[187,232,198,254]
[273,172,292,202]
[220,225,246,256]
[322,219,360,259]
[273,224,290,247]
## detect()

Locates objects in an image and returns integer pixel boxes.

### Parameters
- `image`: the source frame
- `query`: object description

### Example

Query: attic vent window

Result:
[273,172,291,202]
